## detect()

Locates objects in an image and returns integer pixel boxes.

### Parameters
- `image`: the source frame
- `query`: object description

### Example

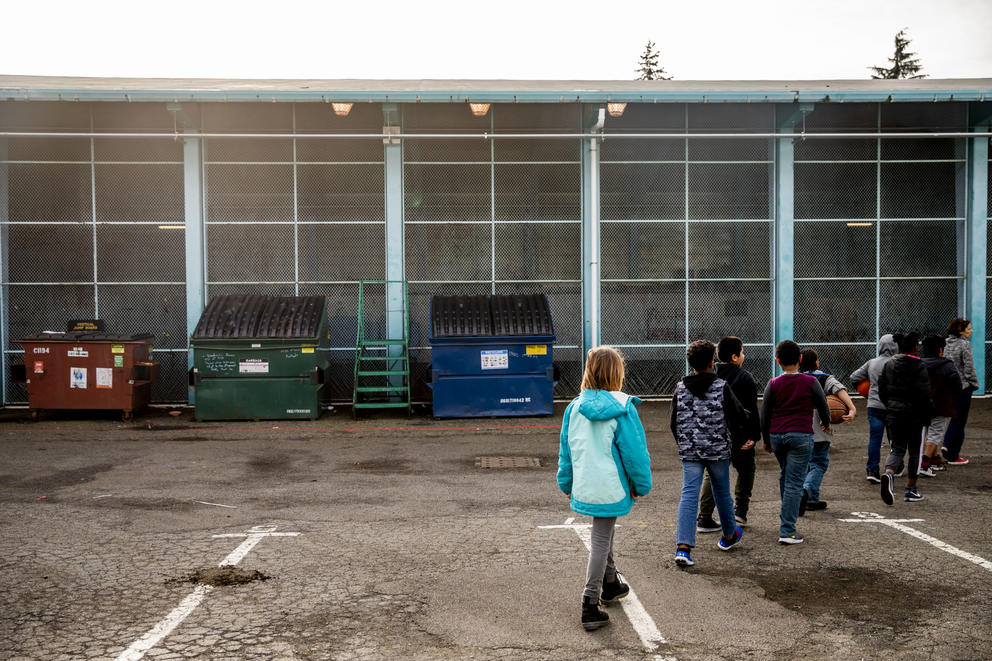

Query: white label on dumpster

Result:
[68,347,88,357]
[70,367,87,389]
[481,349,509,370]
[239,359,269,374]
[96,367,113,389]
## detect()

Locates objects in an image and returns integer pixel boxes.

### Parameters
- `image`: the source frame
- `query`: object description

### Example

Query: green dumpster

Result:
[189,295,329,421]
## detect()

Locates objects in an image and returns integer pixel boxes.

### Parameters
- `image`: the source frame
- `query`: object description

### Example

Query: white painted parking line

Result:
[114,525,300,661]
[540,519,674,660]
[840,512,992,573]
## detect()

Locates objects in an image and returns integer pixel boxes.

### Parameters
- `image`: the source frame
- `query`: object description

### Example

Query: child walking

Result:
[557,346,652,631]
[799,349,855,512]
[920,333,962,477]
[850,334,898,484]
[697,336,761,531]
[761,340,832,545]
[877,332,933,504]
[671,339,748,567]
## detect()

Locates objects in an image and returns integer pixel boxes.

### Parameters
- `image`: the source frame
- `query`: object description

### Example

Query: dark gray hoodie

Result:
[850,334,898,410]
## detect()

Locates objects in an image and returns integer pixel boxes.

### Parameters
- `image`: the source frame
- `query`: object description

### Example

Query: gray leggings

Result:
[584,517,618,599]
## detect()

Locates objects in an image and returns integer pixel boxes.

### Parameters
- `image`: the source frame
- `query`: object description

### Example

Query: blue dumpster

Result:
[428,294,556,418]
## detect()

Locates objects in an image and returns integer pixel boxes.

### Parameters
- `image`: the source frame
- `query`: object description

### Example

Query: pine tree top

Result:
[870,28,927,80]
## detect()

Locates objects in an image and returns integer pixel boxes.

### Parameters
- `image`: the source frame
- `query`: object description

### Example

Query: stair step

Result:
[360,339,408,346]
[357,370,409,377]
[353,402,410,409]
[356,385,409,393]
[359,354,408,361]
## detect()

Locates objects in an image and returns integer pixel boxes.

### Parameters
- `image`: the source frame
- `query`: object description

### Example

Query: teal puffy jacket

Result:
[557,389,653,517]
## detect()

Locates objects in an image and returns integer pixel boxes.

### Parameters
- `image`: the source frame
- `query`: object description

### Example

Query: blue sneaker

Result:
[674,549,694,566]
[718,526,744,551]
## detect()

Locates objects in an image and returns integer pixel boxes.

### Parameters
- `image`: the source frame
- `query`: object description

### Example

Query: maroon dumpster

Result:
[13,332,160,420]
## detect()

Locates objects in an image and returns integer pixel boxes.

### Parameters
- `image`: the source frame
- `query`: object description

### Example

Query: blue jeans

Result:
[867,407,887,471]
[676,459,736,548]
[943,390,972,461]
[802,441,830,503]
[769,432,813,537]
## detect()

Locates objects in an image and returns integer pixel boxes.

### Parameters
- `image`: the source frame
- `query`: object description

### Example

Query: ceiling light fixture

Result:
[331,102,354,116]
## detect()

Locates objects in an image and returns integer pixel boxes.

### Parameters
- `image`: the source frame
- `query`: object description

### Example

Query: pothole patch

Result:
[476,456,541,469]
[167,566,271,587]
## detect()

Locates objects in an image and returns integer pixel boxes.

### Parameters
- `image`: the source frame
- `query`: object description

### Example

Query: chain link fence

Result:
[794,103,967,386]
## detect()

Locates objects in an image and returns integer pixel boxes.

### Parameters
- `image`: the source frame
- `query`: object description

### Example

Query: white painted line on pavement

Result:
[194,500,237,508]
[540,519,670,656]
[114,525,300,661]
[840,512,992,572]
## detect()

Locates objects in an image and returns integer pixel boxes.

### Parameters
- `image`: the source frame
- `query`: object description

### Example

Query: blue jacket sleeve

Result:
[557,402,574,495]
[615,402,652,498]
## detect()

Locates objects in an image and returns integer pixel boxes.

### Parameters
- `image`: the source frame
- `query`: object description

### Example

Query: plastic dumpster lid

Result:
[491,294,553,337]
[431,296,491,338]
[19,332,154,342]
[192,295,326,339]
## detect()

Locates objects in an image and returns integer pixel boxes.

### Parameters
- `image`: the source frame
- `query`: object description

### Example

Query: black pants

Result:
[942,390,972,461]
[885,415,925,481]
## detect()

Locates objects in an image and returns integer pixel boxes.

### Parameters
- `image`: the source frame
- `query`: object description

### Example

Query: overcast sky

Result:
[4,0,991,81]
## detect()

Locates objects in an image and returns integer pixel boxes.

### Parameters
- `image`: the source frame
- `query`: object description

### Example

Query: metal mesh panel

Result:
[206,284,297,299]
[795,139,877,162]
[95,164,184,223]
[7,138,91,161]
[741,345,773,391]
[688,163,771,219]
[206,223,295,283]
[795,162,877,219]
[800,343,877,390]
[687,222,770,279]
[601,281,684,345]
[407,283,490,347]
[296,138,383,163]
[494,222,581,281]
[298,223,385,282]
[97,285,186,349]
[6,285,95,347]
[404,138,490,163]
[688,281,771,343]
[618,346,687,397]
[880,162,961,218]
[405,223,491,281]
[794,103,878,161]
[405,164,490,221]
[94,138,184,162]
[794,279,876,343]
[7,223,93,282]
[880,279,958,332]
[601,221,684,280]
[206,164,293,222]
[494,164,581,220]
[688,105,774,161]
[493,281,581,347]
[600,163,684,220]
[551,347,583,398]
[298,283,361,347]
[0,101,92,130]
[8,164,92,222]
[494,139,580,162]
[297,164,384,222]
[202,104,294,162]
[879,221,959,276]
[96,224,184,282]
[206,138,293,163]
[150,350,189,402]
[795,221,876,278]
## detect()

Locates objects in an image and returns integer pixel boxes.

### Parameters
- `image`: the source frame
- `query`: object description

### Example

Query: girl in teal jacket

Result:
[557,346,652,631]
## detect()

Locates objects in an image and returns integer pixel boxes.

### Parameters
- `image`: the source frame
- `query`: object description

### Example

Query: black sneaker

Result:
[600,571,630,605]
[806,500,828,511]
[866,467,881,484]
[778,533,804,545]
[881,472,894,506]
[905,487,924,502]
[581,596,610,631]
[734,509,748,526]
[696,516,721,533]
[799,489,809,516]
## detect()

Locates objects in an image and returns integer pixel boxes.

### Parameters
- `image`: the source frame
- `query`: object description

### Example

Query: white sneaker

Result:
[919,467,936,477]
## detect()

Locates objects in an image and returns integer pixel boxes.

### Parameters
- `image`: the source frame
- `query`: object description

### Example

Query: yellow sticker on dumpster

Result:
[526,344,547,355]
[111,345,125,354]
[301,347,315,354]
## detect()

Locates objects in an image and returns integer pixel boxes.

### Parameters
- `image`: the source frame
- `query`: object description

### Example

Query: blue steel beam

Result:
[383,104,405,384]
[183,132,205,404]
[965,115,990,393]
[581,106,604,353]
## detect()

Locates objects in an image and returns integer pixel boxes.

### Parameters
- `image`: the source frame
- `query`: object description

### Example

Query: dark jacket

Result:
[715,362,761,452]
[670,372,749,462]
[878,354,933,423]
[922,356,962,418]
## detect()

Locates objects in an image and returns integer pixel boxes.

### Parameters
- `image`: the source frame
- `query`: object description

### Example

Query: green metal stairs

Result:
[352,280,411,415]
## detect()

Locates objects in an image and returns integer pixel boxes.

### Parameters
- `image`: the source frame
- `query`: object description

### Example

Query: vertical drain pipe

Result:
[584,106,605,351]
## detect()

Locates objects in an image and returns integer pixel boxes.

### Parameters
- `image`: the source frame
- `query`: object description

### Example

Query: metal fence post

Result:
[183,129,205,404]
[0,137,7,404]
[966,105,990,393]
[383,104,405,386]
[582,106,604,354]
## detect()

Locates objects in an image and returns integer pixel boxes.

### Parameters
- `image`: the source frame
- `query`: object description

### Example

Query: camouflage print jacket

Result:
[669,372,749,462]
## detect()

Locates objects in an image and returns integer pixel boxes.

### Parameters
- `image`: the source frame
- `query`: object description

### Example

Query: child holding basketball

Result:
[557,346,652,631]
[850,334,898,484]
[798,348,855,513]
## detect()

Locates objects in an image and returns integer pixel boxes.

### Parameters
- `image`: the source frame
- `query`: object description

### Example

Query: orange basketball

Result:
[826,394,848,424]
[856,380,870,397]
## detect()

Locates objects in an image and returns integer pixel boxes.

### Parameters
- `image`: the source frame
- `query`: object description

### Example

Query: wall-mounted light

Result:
[846,222,874,227]
[157,225,186,230]
[468,102,490,117]
[607,102,627,117]
[331,102,354,116]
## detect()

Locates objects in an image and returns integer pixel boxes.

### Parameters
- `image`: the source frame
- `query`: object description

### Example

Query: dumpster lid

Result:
[192,295,326,339]
[19,332,154,342]
[431,294,553,338]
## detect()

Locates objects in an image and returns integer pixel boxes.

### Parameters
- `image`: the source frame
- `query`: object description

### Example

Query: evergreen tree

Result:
[869,28,927,79]
[636,40,672,80]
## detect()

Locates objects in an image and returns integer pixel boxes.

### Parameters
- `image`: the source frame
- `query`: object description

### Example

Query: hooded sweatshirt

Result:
[944,334,979,391]
[557,389,652,518]
[715,362,762,451]
[922,355,962,418]
[669,372,749,462]
[850,334,899,410]
[878,354,933,423]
